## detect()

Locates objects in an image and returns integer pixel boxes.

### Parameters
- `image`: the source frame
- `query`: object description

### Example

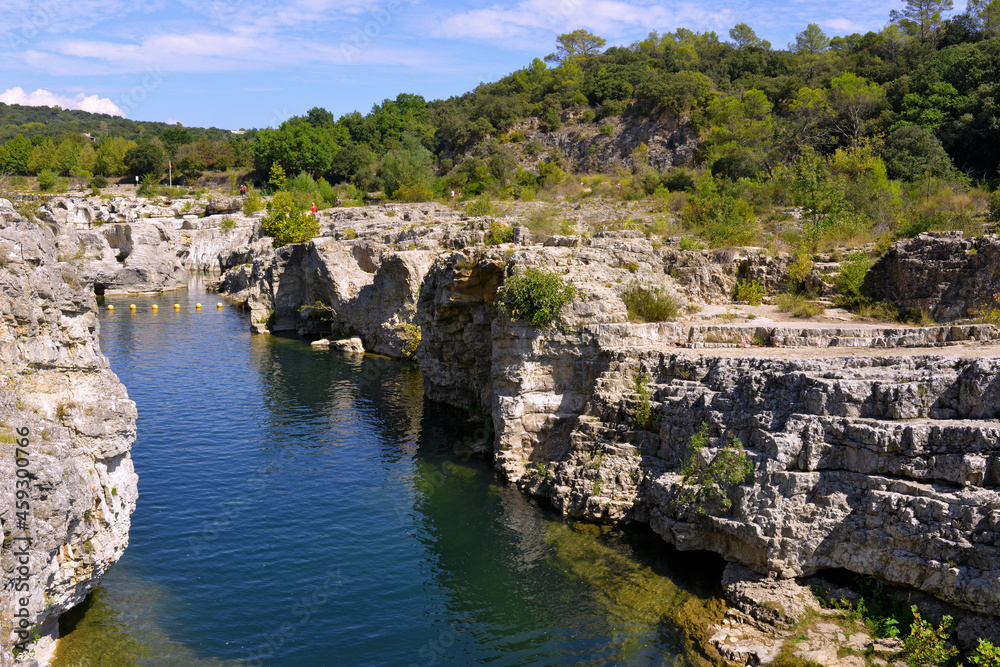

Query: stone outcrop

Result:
[865,231,1000,322]
[411,243,1000,625]
[211,201,1000,637]
[0,215,138,664]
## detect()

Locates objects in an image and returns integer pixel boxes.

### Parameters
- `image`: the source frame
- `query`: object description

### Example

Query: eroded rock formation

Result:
[0,207,138,664]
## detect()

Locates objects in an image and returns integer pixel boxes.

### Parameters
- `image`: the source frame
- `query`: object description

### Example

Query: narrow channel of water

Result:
[53,279,725,666]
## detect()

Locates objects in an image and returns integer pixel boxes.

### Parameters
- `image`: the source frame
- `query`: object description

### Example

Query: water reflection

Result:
[56,285,723,666]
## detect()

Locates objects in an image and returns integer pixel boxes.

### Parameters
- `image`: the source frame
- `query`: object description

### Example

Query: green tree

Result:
[827,73,886,146]
[792,147,848,247]
[967,0,1000,35]
[377,134,434,197]
[27,138,57,174]
[891,0,955,45]
[269,162,286,191]
[729,23,771,49]
[545,29,607,63]
[261,191,318,247]
[159,127,191,157]
[124,142,165,178]
[94,137,136,176]
[53,137,83,176]
[0,134,31,175]
[881,125,954,179]
[700,89,781,178]
[73,142,97,177]
[792,23,830,53]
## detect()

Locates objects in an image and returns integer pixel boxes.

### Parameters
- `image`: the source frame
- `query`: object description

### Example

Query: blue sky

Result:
[0,0,902,130]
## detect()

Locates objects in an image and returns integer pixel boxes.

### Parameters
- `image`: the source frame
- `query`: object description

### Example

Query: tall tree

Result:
[792,23,830,53]
[890,0,955,45]
[967,0,1000,35]
[729,23,771,49]
[545,30,607,63]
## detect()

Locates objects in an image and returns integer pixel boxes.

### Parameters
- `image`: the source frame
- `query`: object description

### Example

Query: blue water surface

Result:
[53,279,723,667]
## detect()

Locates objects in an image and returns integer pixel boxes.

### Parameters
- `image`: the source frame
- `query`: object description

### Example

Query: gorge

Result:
[2,192,999,665]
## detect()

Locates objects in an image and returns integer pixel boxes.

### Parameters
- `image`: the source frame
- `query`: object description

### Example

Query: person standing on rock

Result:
[311,202,318,215]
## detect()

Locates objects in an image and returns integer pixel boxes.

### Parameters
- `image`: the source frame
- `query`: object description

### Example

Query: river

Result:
[52,279,725,667]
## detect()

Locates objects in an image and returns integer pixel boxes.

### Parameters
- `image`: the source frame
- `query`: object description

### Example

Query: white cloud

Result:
[0,87,124,116]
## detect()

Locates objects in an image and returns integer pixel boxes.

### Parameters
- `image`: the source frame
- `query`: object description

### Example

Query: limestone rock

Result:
[0,219,137,663]
[865,232,1000,322]
[331,337,365,354]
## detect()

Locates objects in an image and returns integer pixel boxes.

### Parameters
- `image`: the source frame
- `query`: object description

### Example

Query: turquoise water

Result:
[55,280,724,667]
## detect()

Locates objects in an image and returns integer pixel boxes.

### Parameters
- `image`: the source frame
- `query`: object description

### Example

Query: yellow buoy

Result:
[107,305,114,311]
[216,303,223,309]
[130,304,136,311]
[151,304,158,311]
[196,303,202,310]
[174,304,181,311]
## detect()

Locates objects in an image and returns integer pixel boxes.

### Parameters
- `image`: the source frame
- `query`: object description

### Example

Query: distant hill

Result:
[0,103,233,142]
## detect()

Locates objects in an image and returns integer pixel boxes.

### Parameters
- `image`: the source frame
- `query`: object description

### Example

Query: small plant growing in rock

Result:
[678,423,754,514]
[678,236,707,251]
[903,606,956,667]
[484,221,514,245]
[834,250,872,308]
[599,123,614,136]
[220,217,236,231]
[401,323,421,359]
[632,371,655,430]
[495,267,577,326]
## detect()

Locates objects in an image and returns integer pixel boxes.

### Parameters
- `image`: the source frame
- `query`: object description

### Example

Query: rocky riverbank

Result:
[4,191,999,665]
[0,202,138,665]
[215,201,1000,663]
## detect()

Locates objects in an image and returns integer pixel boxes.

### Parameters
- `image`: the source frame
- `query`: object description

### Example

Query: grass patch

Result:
[775,292,825,318]
[622,282,682,322]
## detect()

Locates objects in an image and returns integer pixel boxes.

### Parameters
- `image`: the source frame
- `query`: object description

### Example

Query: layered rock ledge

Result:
[214,206,1000,639]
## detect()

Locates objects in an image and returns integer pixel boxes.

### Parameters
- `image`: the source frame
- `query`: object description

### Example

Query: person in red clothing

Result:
[311,203,318,214]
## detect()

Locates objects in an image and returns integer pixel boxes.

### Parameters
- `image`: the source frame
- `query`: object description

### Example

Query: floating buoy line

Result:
[104,303,224,312]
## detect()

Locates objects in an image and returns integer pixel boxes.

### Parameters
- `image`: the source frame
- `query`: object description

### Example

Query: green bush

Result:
[484,221,514,245]
[261,191,319,247]
[465,195,495,217]
[775,292,825,318]
[599,123,614,136]
[733,278,765,305]
[969,638,1000,666]
[37,169,58,192]
[394,182,434,202]
[90,175,108,189]
[903,606,956,667]
[622,282,682,322]
[401,323,421,359]
[683,188,760,248]
[495,267,577,326]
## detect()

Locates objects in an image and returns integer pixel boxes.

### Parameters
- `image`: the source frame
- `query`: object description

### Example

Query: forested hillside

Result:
[2,0,1000,247]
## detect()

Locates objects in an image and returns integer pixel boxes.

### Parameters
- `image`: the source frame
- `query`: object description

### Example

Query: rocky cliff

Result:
[214,208,1000,657]
[0,202,138,665]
